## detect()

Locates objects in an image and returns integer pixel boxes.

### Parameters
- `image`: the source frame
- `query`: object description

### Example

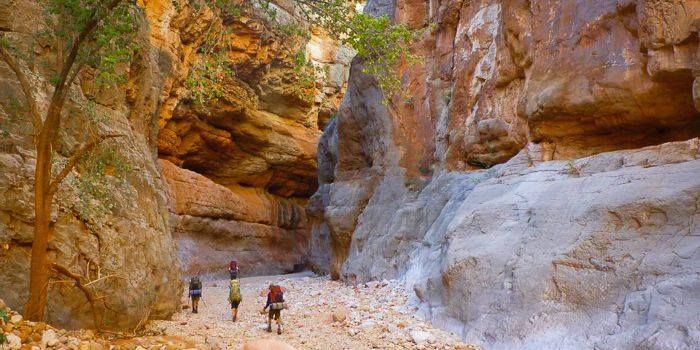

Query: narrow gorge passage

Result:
[1,0,700,349]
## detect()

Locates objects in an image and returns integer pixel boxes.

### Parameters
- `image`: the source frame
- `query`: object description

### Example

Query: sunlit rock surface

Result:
[311,0,700,348]
[153,1,352,277]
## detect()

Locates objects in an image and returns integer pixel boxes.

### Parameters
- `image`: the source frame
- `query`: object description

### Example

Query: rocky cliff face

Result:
[0,0,182,330]
[0,0,348,329]
[152,1,352,277]
[311,0,700,349]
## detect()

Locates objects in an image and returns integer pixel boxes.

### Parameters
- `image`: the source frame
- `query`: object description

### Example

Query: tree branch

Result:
[0,36,43,136]
[48,134,123,195]
[51,263,101,329]
[43,0,125,141]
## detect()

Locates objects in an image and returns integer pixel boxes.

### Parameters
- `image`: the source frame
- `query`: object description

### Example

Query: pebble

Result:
[6,333,22,350]
[41,329,60,347]
[411,330,435,345]
[10,314,23,324]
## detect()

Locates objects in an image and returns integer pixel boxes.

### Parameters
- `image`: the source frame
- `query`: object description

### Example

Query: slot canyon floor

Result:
[148,272,477,349]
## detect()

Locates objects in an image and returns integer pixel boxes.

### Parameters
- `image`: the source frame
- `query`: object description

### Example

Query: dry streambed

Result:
[150,273,478,349]
[0,273,479,349]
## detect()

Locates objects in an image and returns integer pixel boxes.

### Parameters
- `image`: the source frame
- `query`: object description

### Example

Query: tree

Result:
[0,0,414,325]
[189,0,418,105]
[0,0,139,323]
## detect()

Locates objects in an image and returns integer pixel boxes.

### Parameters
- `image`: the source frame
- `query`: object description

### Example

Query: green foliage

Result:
[0,98,22,138]
[346,14,418,102]
[184,0,419,105]
[186,51,233,106]
[292,0,419,102]
[204,0,243,17]
[278,22,309,39]
[43,0,142,87]
[0,309,8,345]
[74,143,132,224]
[292,50,320,103]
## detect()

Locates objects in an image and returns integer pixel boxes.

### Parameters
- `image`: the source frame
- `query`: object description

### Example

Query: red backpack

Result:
[229,261,238,270]
[270,285,284,302]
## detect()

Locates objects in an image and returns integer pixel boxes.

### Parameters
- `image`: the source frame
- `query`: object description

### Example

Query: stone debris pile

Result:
[0,298,207,350]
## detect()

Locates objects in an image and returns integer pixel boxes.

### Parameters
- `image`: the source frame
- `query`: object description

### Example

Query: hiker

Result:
[229,275,242,322]
[263,284,286,334]
[229,260,239,280]
[188,274,202,314]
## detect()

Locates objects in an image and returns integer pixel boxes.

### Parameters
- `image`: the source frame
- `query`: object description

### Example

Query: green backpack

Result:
[229,279,242,302]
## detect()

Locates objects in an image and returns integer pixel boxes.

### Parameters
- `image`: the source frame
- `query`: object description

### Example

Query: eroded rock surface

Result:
[153,1,352,277]
[312,0,700,349]
[161,159,310,276]
[0,0,182,330]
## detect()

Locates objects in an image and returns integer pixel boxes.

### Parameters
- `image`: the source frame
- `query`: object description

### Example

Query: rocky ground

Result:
[1,273,479,349]
[0,299,200,350]
[149,272,478,349]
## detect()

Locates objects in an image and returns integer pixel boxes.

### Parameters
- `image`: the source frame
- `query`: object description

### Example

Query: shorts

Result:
[268,309,281,320]
[231,300,240,309]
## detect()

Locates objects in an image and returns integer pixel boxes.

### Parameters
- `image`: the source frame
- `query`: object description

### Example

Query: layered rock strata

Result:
[153,1,352,276]
[311,0,700,348]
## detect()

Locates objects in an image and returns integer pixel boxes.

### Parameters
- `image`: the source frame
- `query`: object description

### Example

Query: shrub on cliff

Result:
[186,0,417,105]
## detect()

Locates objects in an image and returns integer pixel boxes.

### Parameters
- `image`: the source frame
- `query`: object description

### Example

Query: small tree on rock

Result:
[0,0,140,324]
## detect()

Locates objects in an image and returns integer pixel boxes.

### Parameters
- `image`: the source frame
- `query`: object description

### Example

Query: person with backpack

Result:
[262,283,286,334]
[188,274,203,314]
[229,260,239,280]
[228,275,242,322]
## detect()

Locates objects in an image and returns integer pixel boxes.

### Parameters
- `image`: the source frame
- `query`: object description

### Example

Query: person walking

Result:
[229,275,242,322]
[229,260,239,280]
[263,284,286,334]
[188,274,202,314]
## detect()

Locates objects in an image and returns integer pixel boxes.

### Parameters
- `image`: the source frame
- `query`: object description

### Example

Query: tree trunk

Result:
[24,121,54,321]
[24,103,59,321]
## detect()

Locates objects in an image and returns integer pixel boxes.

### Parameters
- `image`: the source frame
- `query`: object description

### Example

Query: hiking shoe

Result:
[232,316,236,322]
[266,326,272,333]
[277,328,282,335]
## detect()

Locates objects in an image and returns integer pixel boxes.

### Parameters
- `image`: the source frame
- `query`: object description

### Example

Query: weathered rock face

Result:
[154,1,351,276]
[0,0,182,330]
[161,159,310,276]
[312,0,700,348]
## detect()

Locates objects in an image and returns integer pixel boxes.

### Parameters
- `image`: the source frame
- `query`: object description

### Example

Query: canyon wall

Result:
[311,0,700,349]
[153,1,351,277]
[0,0,182,329]
[0,0,347,329]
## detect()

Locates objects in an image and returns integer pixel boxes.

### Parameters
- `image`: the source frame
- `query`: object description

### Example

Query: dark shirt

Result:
[264,293,272,309]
